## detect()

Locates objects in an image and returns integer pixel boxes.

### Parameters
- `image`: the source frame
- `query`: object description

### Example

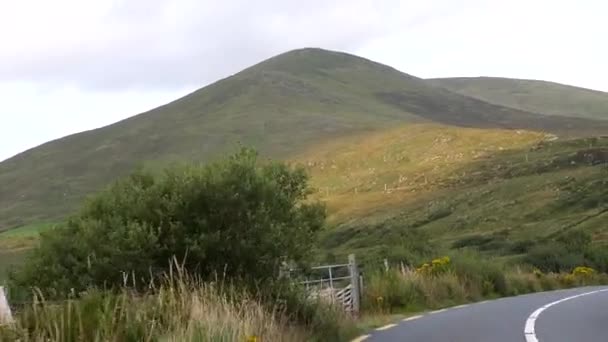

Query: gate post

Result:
[0,286,13,325]
[348,254,360,316]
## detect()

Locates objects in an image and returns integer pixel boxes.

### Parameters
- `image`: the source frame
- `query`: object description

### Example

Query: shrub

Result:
[10,148,326,298]
[416,256,450,276]
[362,270,422,312]
[419,272,467,308]
[558,273,577,287]
[557,230,592,252]
[509,239,536,254]
[584,247,608,273]
[524,242,585,272]
[505,271,542,295]
[538,273,559,291]
[449,253,508,296]
[572,266,596,277]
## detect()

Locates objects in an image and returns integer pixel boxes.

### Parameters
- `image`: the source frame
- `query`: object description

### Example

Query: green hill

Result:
[3,48,608,231]
[303,126,608,261]
[428,77,608,120]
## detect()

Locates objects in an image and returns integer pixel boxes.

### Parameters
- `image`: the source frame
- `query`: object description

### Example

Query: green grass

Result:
[429,77,608,120]
[3,48,608,231]
[0,222,55,238]
[0,249,30,284]
[299,126,608,259]
[0,223,54,283]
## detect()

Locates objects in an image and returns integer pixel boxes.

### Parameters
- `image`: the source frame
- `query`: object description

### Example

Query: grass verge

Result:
[0,272,359,342]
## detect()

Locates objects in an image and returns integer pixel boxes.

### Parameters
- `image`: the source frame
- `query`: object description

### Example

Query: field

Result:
[293,123,547,223]
[0,223,54,283]
[292,124,608,260]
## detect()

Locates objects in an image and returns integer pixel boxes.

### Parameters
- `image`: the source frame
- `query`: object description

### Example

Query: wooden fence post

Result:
[0,286,13,325]
[348,254,360,316]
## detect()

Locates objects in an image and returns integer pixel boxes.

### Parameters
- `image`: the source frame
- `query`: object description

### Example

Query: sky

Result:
[1,0,607,161]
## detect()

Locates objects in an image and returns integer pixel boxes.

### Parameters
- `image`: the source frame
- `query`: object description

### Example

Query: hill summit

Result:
[2,48,608,229]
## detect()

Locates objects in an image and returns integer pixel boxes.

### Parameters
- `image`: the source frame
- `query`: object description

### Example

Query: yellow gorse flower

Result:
[572,266,595,277]
[416,256,451,275]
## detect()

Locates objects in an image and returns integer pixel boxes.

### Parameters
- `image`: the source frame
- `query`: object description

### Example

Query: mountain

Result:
[3,48,608,230]
[428,77,608,120]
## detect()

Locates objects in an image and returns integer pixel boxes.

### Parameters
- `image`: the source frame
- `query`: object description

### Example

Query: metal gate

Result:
[297,254,360,315]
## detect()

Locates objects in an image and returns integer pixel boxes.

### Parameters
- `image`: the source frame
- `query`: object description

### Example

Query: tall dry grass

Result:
[362,260,608,314]
[0,271,357,342]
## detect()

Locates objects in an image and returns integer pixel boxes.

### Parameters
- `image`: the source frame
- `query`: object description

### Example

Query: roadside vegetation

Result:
[2,138,608,341]
[2,148,357,341]
[2,267,357,342]
[362,253,608,315]
[0,223,54,284]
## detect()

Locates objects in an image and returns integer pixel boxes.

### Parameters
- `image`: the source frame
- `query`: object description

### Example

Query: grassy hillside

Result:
[428,77,608,120]
[293,123,548,223]
[2,125,608,279]
[301,126,608,260]
[4,48,608,231]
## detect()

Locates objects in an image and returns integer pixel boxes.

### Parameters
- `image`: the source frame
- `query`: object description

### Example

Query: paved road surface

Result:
[363,286,608,342]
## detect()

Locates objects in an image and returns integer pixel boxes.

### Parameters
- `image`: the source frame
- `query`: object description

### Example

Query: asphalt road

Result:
[363,286,608,342]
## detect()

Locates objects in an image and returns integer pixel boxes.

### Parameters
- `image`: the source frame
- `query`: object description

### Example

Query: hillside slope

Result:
[428,77,608,120]
[299,126,608,260]
[3,48,608,230]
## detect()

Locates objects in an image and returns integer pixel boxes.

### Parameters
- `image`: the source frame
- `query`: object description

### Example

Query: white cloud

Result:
[0,0,607,161]
[0,82,193,161]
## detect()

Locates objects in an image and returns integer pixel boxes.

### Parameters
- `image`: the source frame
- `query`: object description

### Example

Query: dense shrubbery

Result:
[362,251,608,314]
[525,230,608,273]
[453,229,608,274]
[2,149,364,341]
[10,148,325,298]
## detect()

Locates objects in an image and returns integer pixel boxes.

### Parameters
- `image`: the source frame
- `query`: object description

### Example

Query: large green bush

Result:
[11,148,325,297]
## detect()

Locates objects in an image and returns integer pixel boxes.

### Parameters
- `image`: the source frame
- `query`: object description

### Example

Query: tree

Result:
[11,148,325,297]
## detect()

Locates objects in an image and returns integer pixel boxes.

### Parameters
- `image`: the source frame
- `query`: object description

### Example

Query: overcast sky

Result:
[1,0,607,161]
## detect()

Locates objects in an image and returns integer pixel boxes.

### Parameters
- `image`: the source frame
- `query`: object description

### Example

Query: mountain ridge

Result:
[2,47,608,230]
[428,76,608,120]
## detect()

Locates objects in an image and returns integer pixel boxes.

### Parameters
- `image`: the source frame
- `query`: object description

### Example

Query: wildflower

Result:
[572,266,595,277]
[416,256,451,275]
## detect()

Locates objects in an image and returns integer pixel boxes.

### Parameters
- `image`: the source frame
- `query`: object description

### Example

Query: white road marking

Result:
[350,334,370,342]
[452,304,469,309]
[524,288,608,342]
[376,323,398,331]
[431,308,447,314]
[402,315,423,321]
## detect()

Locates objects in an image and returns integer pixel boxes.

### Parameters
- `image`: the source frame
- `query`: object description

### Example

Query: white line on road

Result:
[524,288,608,342]
[350,334,370,342]
[431,308,447,314]
[402,315,423,321]
[452,304,469,309]
[376,323,398,331]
